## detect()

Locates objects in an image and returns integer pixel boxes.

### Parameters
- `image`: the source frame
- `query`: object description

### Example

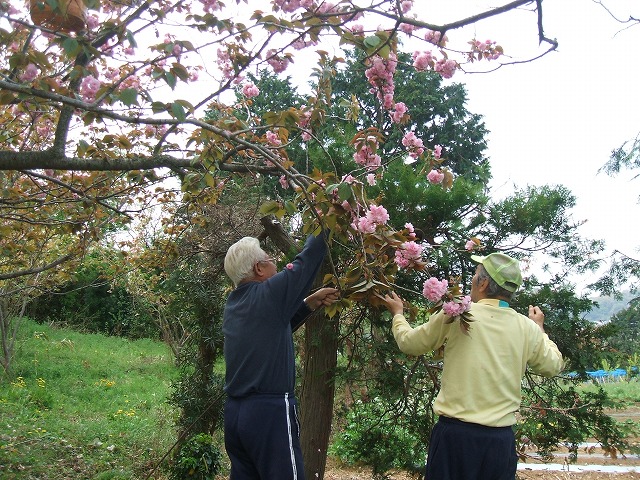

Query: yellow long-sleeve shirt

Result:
[392,298,564,427]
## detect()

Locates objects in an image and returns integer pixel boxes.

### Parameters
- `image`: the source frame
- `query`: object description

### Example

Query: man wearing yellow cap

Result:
[382,252,564,480]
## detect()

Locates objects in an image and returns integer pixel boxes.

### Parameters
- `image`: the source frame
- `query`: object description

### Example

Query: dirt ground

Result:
[324,463,640,480]
[323,407,640,479]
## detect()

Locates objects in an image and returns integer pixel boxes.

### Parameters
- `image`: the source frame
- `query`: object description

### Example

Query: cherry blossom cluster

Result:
[272,0,314,14]
[266,49,292,74]
[297,110,313,141]
[413,50,458,79]
[241,82,260,98]
[394,241,424,269]
[352,204,390,234]
[401,131,424,159]
[467,39,503,62]
[353,136,382,171]
[365,53,398,110]
[442,295,472,316]
[423,277,472,316]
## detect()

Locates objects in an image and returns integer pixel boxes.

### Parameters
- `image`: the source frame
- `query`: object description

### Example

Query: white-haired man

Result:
[222,231,339,480]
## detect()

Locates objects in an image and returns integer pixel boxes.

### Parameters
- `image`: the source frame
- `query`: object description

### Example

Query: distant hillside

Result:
[585,291,638,322]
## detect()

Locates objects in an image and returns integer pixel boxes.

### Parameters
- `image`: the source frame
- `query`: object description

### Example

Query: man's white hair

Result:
[224,237,266,287]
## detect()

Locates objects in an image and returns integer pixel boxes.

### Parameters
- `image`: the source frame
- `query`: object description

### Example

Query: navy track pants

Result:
[224,393,305,480]
[425,416,518,480]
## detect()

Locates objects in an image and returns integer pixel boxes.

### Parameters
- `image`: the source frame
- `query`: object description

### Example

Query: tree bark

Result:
[300,310,339,480]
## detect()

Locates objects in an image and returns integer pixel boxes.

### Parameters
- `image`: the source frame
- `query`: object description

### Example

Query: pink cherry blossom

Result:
[201,0,223,13]
[425,30,448,46]
[365,53,397,108]
[20,64,39,83]
[79,75,102,102]
[266,130,281,146]
[86,14,100,30]
[402,131,425,158]
[341,174,357,184]
[242,82,260,98]
[394,241,423,269]
[442,295,471,316]
[422,277,449,302]
[366,173,376,186]
[355,216,376,234]
[404,222,416,239]
[433,144,442,159]
[266,49,291,73]
[286,263,294,270]
[399,23,418,35]
[391,102,408,124]
[400,0,413,14]
[279,175,289,189]
[465,240,476,251]
[367,204,389,224]
[412,51,433,71]
[435,58,458,79]
[427,169,445,184]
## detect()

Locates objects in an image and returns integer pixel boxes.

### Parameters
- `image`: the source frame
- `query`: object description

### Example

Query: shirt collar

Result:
[477,298,510,308]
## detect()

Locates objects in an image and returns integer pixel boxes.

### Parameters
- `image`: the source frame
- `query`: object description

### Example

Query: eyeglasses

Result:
[257,257,276,265]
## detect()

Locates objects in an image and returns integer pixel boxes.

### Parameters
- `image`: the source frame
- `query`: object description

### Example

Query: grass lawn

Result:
[1,318,179,479]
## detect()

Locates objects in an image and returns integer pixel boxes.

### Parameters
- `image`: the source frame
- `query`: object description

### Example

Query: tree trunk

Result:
[300,311,339,480]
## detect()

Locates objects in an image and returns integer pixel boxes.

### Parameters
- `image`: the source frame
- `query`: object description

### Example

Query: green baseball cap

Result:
[471,253,522,293]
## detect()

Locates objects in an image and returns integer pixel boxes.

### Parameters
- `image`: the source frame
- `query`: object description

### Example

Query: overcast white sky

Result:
[452,0,640,262]
[189,0,640,287]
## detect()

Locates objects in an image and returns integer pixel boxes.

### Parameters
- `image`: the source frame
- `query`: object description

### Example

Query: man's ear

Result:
[477,277,489,293]
[253,261,267,279]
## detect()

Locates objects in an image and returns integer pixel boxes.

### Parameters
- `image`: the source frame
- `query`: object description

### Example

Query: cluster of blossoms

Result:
[468,39,503,62]
[144,124,168,138]
[413,52,458,79]
[266,130,282,146]
[401,131,424,159]
[394,241,423,269]
[353,137,382,171]
[20,63,39,82]
[391,102,408,124]
[297,110,313,141]
[200,0,224,13]
[79,75,101,102]
[427,169,444,184]
[464,237,482,252]
[266,49,292,74]
[423,277,472,317]
[242,82,260,98]
[365,53,398,110]
[273,0,314,13]
[425,29,448,46]
[352,204,389,234]
[442,295,472,316]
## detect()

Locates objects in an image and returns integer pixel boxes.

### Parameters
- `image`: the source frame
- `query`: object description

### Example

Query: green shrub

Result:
[170,433,222,480]
[330,398,425,479]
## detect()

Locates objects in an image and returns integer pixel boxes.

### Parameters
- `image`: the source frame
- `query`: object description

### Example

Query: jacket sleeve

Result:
[527,328,564,377]
[392,311,451,356]
[291,303,313,332]
[262,231,327,327]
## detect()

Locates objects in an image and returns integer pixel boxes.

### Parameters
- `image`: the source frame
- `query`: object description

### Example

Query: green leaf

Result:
[259,201,281,215]
[164,71,177,90]
[284,200,297,215]
[363,36,381,49]
[61,37,80,56]
[151,101,166,114]
[337,182,352,202]
[170,102,186,121]
[118,88,138,106]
